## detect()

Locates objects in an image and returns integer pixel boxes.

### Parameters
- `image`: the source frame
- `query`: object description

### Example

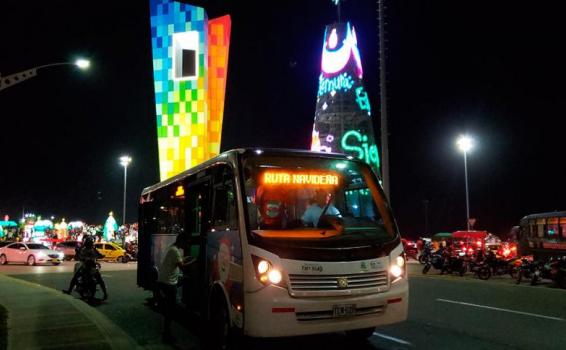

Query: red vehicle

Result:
[402,238,418,260]
[452,231,488,256]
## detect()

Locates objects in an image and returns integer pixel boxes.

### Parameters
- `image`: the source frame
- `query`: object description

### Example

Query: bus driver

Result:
[301,188,340,227]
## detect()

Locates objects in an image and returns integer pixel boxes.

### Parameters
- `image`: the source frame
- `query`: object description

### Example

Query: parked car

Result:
[94,242,129,263]
[0,241,15,248]
[0,242,64,266]
[54,241,81,260]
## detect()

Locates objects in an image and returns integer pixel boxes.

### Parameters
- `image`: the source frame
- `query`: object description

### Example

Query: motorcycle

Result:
[423,251,466,276]
[531,257,566,288]
[418,244,433,265]
[485,255,518,278]
[515,258,535,284]
[125,242,138,262]
[75,260,102,301]
[465,258,492,280]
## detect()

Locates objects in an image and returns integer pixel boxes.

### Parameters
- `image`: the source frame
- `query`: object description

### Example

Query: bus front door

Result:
[182,179,210,316]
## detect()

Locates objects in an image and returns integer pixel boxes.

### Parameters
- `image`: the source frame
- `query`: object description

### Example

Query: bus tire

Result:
[346,327,375,341]
[209,295,232,350]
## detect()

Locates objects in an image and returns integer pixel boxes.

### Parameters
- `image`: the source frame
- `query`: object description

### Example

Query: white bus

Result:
[137,148,408,346]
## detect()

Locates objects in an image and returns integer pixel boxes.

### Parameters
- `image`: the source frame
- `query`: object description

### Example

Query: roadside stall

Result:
[32,219,53,244]
[432,232,453,251]
[0,220,18,240]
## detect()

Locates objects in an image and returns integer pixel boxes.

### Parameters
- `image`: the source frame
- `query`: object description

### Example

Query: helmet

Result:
[83,235,95,248]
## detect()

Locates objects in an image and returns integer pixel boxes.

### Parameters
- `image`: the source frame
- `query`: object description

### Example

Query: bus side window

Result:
[212,166,239,231]
[155,182,186,235]
[141,201,157,234]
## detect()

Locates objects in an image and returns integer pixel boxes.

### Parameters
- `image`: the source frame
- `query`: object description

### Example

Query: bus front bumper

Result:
[244,278,408,338]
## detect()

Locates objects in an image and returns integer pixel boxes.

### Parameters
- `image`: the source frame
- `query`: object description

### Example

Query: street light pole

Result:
[0,59,90,92]
[119,156,132,246]
[463,150,470,231]
[456,135,473,231]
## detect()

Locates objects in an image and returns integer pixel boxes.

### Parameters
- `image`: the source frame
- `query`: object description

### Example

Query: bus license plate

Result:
[333,304,356,318]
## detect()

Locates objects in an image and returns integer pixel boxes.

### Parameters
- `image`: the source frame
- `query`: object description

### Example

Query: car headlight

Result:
[58,252,65,259]
[252,255,285,286]
[390,254,406,283]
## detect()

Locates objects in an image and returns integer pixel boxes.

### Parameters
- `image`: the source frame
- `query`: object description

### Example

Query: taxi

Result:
[94,242,129,263]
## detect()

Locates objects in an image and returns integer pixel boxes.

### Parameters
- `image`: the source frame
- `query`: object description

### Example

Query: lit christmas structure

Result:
[311,21,380,174]
[149,0,231,180]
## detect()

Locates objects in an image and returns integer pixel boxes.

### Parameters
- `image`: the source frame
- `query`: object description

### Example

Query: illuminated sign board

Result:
[311,21,380,175]
[263,172,339,186]
[341,130,380,169]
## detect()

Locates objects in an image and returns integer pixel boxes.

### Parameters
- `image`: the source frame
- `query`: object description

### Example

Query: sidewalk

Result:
[0,274,138,349]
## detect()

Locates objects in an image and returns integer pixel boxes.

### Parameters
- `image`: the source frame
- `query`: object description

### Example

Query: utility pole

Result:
[378,0,390,200]
[423,199,430,237]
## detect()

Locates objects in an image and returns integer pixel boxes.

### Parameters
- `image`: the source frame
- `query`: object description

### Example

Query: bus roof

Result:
[141,148,354,196]
[520,211,566,221]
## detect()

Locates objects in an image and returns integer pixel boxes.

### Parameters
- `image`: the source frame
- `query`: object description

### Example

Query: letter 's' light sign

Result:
[341,130,380,169]
[263,172,339,186]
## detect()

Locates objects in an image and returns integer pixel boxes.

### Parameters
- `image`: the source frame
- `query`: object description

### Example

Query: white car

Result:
[0,242,64,266]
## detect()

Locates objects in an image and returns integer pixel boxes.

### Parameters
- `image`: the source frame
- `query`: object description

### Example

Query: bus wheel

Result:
[345,327,375,342]
[209,297,231,350]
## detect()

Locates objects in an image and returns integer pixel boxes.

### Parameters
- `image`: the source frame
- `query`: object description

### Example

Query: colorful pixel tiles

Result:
[149,0,230,181]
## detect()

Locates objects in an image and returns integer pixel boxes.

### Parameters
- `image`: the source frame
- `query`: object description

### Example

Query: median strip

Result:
[436,298,565,322]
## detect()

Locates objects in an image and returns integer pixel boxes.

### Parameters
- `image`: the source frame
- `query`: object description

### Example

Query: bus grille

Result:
[288,271,389,296]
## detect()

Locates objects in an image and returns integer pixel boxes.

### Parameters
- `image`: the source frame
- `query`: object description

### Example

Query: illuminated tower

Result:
[311,22,380,174]
[149,0,231,181]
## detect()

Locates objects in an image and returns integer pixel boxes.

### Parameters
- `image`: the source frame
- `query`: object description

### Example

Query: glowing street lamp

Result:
[0,58,91,92]
[456,135,474,230]
[119,156,132,229]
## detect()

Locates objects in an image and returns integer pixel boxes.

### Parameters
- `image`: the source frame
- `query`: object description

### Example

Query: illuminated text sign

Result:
[341,130,380,169]
[263,172,339,186]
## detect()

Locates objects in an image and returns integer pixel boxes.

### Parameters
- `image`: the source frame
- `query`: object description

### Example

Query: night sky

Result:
[1,1,565,238]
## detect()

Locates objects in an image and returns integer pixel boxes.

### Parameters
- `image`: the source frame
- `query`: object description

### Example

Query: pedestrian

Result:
[157,234,193,343]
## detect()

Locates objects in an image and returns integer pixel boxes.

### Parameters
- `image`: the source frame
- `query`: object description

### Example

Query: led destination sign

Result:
[263,172,339,186]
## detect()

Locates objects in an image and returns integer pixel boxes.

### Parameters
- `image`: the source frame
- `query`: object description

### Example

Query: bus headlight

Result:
[268,269,282,284]
[390,265,403,278]
[252,255,285,286]
[257,260,270,274]
[390,254,405,283]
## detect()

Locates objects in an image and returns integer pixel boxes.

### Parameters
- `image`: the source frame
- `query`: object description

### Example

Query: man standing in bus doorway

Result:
[157,234,191,344]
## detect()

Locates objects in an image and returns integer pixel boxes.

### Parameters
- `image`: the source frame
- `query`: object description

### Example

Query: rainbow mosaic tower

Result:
[311,22,380,174]
[149,0,231,180]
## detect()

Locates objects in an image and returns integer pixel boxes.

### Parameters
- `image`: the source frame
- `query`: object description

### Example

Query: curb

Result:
[0,274,140,349]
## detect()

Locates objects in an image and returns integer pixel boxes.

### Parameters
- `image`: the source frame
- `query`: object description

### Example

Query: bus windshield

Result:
[243,155,397,243]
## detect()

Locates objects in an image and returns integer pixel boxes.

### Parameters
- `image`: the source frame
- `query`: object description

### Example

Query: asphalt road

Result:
[1,261,565,349]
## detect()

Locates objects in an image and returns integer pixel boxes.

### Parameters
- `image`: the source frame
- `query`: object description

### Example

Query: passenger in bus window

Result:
[256,184,288,229]
[301,188,340,227]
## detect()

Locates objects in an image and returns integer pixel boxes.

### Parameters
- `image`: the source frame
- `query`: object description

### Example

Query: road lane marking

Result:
[372,332,413,346]
[436,298,565,321]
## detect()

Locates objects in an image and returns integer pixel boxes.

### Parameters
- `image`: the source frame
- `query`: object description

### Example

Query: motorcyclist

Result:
[62,235,108,300]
